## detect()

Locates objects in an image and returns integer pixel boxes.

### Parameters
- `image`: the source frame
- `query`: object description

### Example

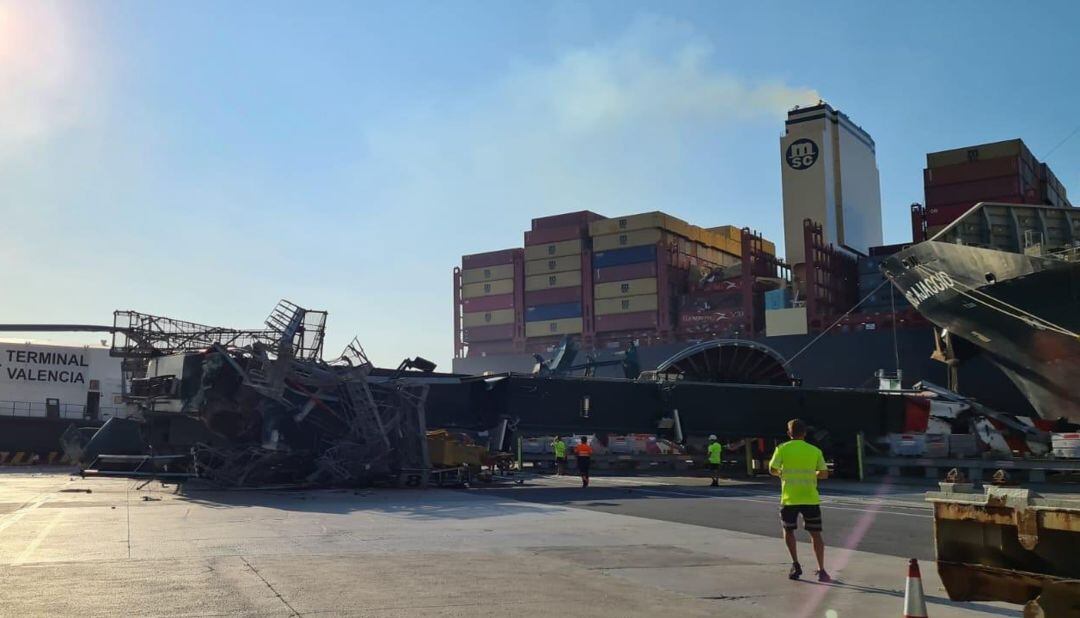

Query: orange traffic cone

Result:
[903,558,928,617]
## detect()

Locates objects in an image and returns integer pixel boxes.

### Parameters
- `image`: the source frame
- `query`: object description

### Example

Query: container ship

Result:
[450,211,1034,415]
[883,201,1080,422]
[451,113,1071,418]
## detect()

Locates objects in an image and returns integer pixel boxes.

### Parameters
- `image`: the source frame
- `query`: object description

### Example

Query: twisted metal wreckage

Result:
[64,300,432,487]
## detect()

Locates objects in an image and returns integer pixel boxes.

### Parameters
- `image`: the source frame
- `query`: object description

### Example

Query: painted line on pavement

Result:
[0,494,51,535]
[14,510,64,565]
[541,477,932,519]
[630,488,933,519]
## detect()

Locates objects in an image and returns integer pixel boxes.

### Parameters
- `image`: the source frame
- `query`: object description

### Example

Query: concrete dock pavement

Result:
[0,469,1021,616]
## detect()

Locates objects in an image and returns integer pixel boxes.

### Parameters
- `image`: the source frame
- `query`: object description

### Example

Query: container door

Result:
[85,391,100,420]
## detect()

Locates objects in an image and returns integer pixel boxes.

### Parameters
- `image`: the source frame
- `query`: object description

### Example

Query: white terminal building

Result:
[780,102,883,272]
[0,340,125,420]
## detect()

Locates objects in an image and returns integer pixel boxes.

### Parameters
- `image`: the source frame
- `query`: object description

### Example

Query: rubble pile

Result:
[73,300,431,487]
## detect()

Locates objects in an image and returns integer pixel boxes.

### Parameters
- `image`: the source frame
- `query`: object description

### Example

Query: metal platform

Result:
[865,455,1080,483]
[524,453,696,472]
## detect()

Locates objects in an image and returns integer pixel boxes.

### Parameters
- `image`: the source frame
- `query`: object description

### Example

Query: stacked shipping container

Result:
[455,248,524,357]
[678,229,785,339]
[455,210,780,358]
[589,212,772,346]
[915,139,1072,240]
[523,212,602,341]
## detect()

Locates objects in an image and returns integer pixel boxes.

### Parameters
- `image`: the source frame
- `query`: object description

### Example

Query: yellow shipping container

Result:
[765,307,809,337]
[525,255,581,276]
[589,211,692,238]
[525,317,583,337]
[461,308,515,328]
[595,294,658,315]
[709,225,743,242]
[700,246,716,265]
[727,236,743,256]
[460,263,514,284]
[524,238,583,261]
[461,279,515,299]
[592,229,665,252]
[594,277,658,299]
[701,226,776,256]
[525,270,583,291]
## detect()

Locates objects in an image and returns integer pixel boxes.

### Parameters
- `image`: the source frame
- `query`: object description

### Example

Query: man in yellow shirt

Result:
[768,419,830,582]
[706,434,722,487]
[552,436,567,476]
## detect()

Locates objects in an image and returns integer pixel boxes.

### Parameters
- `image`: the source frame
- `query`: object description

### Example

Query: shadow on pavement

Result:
[811,579,1018,617]
[170,484,563,521]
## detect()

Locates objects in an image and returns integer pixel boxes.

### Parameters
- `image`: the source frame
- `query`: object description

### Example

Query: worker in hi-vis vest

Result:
[574,436,593,488]
[552,436,567,476]
[707,434,722,487]
[768,418,830,582]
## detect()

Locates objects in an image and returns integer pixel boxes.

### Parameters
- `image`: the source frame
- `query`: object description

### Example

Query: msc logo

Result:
[786,139,819,170]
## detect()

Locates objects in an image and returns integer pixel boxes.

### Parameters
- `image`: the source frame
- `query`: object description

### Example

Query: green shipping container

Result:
[461,279,515,299]
[462,308,515,328]
[525,317,583,337]
[525,270,582,291]
[525,255,580,276]
[595,294,658,316]
[524,238,583,261]
[591,229,664,252]
[594,277,658,299]
[589,211,692,238]
[460,263,515,284]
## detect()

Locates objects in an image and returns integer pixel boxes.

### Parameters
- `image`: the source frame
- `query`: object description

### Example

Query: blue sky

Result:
[1,0,1078,367]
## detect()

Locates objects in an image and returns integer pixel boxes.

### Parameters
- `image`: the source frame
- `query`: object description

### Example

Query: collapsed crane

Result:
[62,300,432,487]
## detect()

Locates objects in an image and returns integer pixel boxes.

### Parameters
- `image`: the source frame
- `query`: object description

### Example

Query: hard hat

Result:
[708,434,717,440]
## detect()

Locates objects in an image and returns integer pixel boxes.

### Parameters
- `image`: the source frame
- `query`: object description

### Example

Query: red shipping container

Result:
[593,262,658,283]
[903,397,930,433]
[524,225,588,245]
[531,211,606,231]
[595,311,658,333]
[524,286,582,306]
[462,248,522,270]
[923,156,1019,186]
[925,176,1022,206]
[461,293,514,313]
[463,323,515,342]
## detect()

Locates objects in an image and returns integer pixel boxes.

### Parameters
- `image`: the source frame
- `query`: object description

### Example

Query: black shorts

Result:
[780,505,823,532]
[555,456,567,464]
[708,462,720,472]
[577,457,591,474]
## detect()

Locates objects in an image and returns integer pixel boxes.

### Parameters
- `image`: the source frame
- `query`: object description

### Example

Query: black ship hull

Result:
[466,374,906,452]
[453,328,1035,416]
[882,241,1080,421]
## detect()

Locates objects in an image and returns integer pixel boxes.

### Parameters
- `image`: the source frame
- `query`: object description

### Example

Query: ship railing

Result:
[0,400,124,421]
[1053,245,1080,263]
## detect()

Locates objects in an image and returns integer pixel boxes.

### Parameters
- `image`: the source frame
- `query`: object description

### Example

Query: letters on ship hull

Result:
[882,240,1080,422]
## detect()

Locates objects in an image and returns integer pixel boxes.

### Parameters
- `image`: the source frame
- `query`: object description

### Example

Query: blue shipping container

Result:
[764,289,790,311]
[592,245,657,269]
[525,302,583,322]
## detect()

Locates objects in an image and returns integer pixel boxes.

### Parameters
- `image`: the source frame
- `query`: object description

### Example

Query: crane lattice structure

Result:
[111,299,327,360]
